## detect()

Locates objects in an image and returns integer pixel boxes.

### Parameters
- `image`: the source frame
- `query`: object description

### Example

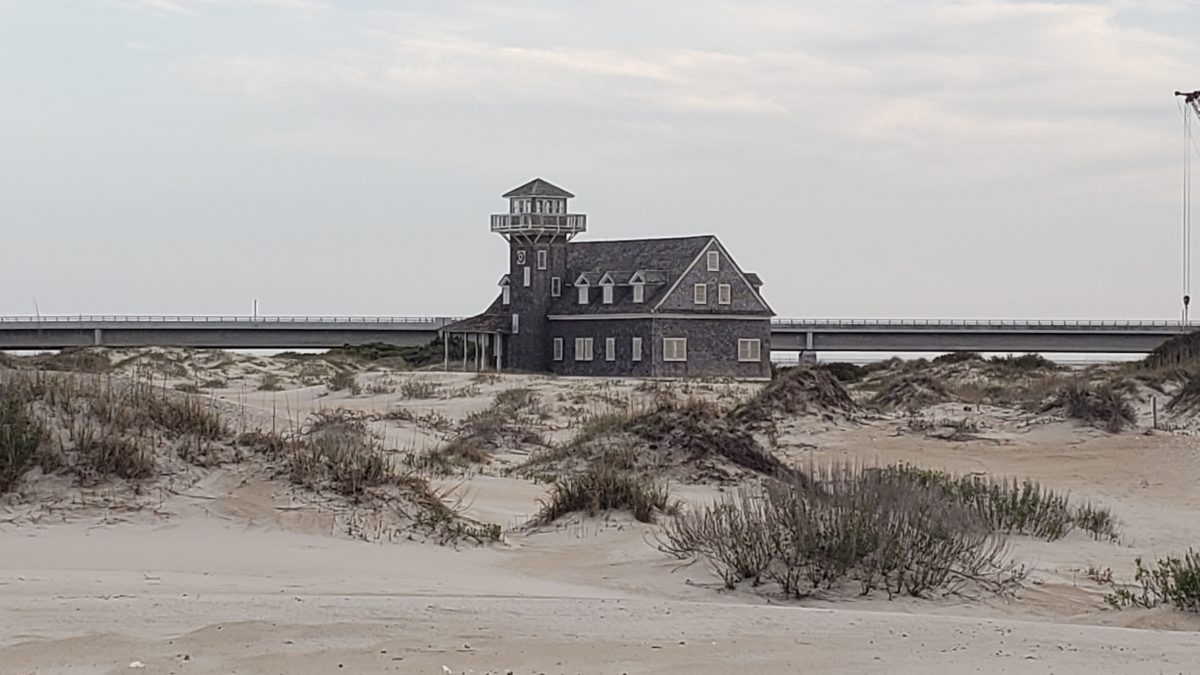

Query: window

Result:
[605,337,616,361]
[707,250,720,271]
[578,286,589,304]
[632,337,643,362]
[718,283,731,305]
[738,339,762,362]
[523,266,531,287]
[551,277,562,297]
[553,338,564,361]
[574,337,594,361]
[663,338,687,362]
[517,250,526,265]
[502,286,510,305]
[512,314,520,334]
[602,285,614,304]
[632,283,644,303]
[537,250,547,270]
[693,283,707,305]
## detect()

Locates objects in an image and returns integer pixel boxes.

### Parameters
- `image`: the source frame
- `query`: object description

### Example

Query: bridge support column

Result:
[93,328,103,346]
[806,331,814,351]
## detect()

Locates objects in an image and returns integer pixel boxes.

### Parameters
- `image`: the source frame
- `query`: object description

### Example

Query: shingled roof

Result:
[443,296,511,334]
[502,178,575,199]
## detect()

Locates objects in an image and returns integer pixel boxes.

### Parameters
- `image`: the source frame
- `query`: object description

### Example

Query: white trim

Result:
[511,313,520,334]
[718,283,731,305]
[551,276,562,297]
[502,286,510,305]
[537,249,547,270]
[577,286,589,305]
[707,238,774,314]
[663,337,687,362]
[605,337,615,361]
[652,237,716,312]
[523,266,531,287]
[574,337,594,362]
[516,250,526,265]
[632,283,644,303]
[602,285,614,304]
[707,250,720,271]
[738,338,761,362]
[632,336,643,362]
[598,272,615,286]
[573,273,591,286]
[553,337,564,361]
[498,274,511,287]
[548,313,768,320]
[693,283,707,305]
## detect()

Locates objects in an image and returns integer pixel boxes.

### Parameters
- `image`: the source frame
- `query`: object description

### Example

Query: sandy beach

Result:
[3,352,1200,674]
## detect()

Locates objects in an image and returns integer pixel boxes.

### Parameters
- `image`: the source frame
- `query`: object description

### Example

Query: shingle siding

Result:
[655,240,770,315]
[548,319,655,377]
[652,318,771,378]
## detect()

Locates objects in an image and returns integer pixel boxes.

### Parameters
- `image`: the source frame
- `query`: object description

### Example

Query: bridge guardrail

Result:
[0,315,462,325]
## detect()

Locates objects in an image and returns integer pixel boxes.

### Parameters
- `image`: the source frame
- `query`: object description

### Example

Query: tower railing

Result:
[490,213,587,234]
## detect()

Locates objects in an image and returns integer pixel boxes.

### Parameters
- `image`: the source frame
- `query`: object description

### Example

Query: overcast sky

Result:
[3,0,1199,320]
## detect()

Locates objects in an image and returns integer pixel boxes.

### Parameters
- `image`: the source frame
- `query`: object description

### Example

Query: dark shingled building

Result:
[443,179,773,378]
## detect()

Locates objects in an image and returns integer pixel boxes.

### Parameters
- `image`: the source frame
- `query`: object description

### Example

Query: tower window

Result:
[707,250,719,271]
[553,338,564,361]
[605,337,616,361]
[502,286,510,305]
[551,277,562,297]
[517,250,526,265]
[602,285,613,304]
[663,338,687,362]
[693,283,707,304]
[523,267,531,287]
[718,283,731,305]
[632,283,644,303]
[578,286,589,305]
[632,337,643,362]
[537,250,547,270]
[511,314,520,334]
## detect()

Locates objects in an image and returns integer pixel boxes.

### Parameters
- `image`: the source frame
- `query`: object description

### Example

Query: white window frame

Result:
[707,250,719,271]
[605,337,616,361]
[551,276,562,297]
[738,338,761,362]
[553,337,564,361]
[632,283,644,303]
[523,266,531,287]
[511,313,520,334]
[502,286,510,305]
[602,285,614,304]
[537,249,547,270]
[574,337,594,362]
[632,337,643,362]
[578,286,589,305]
[718,283,731,305]
[693,283,707,305]
[663,338,687,362]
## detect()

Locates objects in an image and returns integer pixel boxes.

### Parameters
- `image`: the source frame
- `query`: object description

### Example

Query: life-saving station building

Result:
[442,179,774,377]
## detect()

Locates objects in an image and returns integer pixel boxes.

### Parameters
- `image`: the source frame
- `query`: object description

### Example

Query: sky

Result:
[2,0,1200,320]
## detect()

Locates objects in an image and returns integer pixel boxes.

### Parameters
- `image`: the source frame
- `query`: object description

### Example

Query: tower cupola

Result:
[490,178,586,243]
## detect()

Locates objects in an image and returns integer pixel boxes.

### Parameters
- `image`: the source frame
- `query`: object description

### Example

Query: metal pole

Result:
[443,331,449,371]
[461,333,467,371]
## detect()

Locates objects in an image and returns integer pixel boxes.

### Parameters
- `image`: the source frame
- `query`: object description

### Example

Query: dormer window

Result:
[707,250,720,271]
[502,286,510,305]
[602,285,613,304]
[578,286,589,304]
[632,283,644,303]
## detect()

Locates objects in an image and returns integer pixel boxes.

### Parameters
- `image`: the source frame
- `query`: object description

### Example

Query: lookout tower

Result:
[490,178,586,244]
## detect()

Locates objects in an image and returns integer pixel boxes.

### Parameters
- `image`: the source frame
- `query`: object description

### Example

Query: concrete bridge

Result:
[0,315,1193,354]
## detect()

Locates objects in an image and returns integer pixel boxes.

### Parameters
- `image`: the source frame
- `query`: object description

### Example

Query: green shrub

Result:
[987,354,1058,376]
[534,460,676,524]
[0,393,45,492]
[326,370,360,394]
[399,377,440,399]
[1051,381,1137,432]
[818,362,865,383]
[1107,549,1200,612]
[258,373,283,391]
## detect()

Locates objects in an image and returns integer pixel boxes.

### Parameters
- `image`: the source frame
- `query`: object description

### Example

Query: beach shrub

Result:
[534,458,676,525]
[258,373,283,391]
[818,362,865,383]
[399,376,440,399]
[658,462,1023,598]
[1050,381,1137,432]
[326,370,360,394]
[1107,549,1200,612]
[0,392,45,492]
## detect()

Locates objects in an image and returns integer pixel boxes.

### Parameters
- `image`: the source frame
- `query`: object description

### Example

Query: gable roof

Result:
[502,178,575,199]
[548,235,772,316]
[443,295,512,334]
